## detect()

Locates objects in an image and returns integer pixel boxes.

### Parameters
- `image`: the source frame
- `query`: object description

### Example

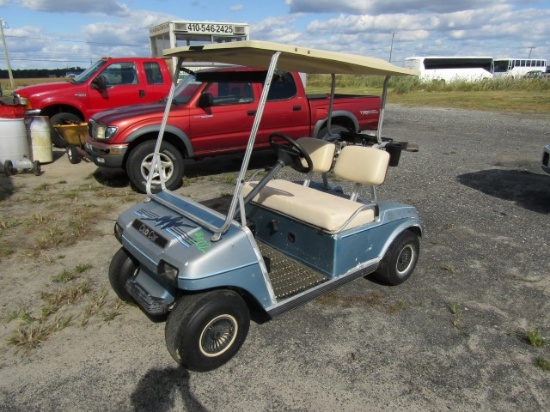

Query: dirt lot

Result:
[0,105,549,411]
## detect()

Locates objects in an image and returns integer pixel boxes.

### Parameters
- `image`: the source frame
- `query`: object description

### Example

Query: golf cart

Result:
[108,41,422,372]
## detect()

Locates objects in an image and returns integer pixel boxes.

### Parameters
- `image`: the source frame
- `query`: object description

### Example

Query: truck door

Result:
[143,61,169,101]
[188,80,256,154]
[88,62,143,118]
[259,72,310,142]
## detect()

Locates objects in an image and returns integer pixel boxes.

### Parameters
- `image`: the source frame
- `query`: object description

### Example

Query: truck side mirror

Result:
[198,92,214,108]
[91,75,107,91]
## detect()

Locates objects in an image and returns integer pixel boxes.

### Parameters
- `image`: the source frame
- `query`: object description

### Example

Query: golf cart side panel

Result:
[246,200,421,277]
[246,204,368,276]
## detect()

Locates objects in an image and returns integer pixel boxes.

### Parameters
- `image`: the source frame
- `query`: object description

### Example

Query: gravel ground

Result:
[0,104,549,411]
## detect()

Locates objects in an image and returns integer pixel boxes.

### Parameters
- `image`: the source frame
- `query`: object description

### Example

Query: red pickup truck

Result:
[13,57,172,147]
[85,67,381,193]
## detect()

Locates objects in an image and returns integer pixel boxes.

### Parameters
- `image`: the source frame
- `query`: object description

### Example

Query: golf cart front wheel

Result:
[165,290,250,371]
[373,230,420,286]
[108,247,139,304]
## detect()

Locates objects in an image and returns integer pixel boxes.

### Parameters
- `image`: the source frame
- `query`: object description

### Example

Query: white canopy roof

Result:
[164,40,419,77]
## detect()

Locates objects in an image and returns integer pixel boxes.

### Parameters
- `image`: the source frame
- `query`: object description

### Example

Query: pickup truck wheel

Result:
[126,140,184,193]
[373,230,420,286]
[50,112,82,148]
[108,247,139,304]
[165,290,250,371]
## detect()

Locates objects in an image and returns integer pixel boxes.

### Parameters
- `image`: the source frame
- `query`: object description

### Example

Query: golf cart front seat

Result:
[243,145,390,233]
[296,137,336,186]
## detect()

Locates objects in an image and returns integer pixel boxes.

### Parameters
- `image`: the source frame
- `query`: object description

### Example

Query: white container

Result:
[0,117,30,163]
[27,116,53,163]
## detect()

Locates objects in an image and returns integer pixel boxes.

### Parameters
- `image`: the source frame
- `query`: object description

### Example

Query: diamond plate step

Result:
[257,241,327,299]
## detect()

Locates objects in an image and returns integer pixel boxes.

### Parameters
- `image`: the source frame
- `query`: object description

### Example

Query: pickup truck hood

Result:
[92,102,167,124]
[15,82,74,97]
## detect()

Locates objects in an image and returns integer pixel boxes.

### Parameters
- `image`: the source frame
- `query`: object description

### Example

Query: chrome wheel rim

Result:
[140,152,174,184]
[199,314,238,357]
[396,244,415,275]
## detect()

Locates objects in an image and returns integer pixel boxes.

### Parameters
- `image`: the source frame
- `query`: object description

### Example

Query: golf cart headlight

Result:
[95,125,118,140]
[159,261,179,283]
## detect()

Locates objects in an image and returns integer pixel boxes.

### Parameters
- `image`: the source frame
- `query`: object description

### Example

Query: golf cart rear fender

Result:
[375,219,422,259]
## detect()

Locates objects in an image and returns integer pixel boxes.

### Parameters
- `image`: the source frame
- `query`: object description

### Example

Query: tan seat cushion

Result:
[297,137,336,173]
[333,145,389,185]
[243,179,375,232]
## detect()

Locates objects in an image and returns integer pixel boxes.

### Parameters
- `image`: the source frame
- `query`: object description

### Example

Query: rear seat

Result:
[243,145,390,233]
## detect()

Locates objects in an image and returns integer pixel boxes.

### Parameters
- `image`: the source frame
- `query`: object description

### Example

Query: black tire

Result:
[33,160,41,176]
[317,124,349,141]
[373,230,420,286]
[66,145,81,164]
[108,247,139,304]
[3,160,14,176]
[49,112,82,148]
[126,140,184,194]
[165,290,250,372]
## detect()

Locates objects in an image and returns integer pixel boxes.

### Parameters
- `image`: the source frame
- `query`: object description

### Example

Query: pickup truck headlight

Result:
[94,125,118,140]
[12,93,30,108]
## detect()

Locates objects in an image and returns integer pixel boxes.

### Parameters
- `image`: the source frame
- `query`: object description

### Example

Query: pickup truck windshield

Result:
[73,60,107,84]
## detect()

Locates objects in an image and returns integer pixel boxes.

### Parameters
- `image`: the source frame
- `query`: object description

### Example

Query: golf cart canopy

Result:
[164,40,419,77]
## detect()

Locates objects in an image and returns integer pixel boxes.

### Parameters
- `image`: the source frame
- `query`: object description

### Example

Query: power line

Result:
[5,34,143,47]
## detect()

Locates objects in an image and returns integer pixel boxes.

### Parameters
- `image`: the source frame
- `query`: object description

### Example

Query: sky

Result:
[0,0,549,70]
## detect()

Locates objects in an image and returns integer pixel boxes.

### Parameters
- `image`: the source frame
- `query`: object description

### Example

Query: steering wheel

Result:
[269,133,313,173]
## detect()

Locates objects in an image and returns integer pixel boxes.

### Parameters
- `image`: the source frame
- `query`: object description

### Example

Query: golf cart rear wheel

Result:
[374,230,420,286]
[165,290,250,372]
[108,247,139,304]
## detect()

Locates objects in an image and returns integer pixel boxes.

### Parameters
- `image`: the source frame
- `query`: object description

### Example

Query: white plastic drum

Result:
[27,116,53,163]
[0,117,30,163]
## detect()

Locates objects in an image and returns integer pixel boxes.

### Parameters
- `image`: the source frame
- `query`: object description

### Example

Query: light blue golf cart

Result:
[108,41,422,371]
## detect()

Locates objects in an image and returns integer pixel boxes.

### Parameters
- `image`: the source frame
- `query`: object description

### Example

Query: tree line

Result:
[0,67,85,79]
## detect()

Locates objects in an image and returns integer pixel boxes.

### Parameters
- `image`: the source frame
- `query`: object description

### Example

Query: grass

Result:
[449,302,460,328]
[534,357,550,372]
[440,263,455,274]
[3,260,124,354]
[306,74,550,114]
[0,179,141,262]
[522,328,547,348]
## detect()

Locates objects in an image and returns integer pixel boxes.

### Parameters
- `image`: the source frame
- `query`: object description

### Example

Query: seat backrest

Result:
[333,145,390,186]
[297,137,336,173]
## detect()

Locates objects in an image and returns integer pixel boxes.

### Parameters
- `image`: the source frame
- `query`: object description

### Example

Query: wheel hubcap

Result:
[199,314,238,357]
[396,245,415,275]
[140,152,174,184]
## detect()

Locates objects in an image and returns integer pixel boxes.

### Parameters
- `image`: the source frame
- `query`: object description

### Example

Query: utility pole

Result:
[0,18,15,91]
[527,46,536,58]
[389,32,397,62]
